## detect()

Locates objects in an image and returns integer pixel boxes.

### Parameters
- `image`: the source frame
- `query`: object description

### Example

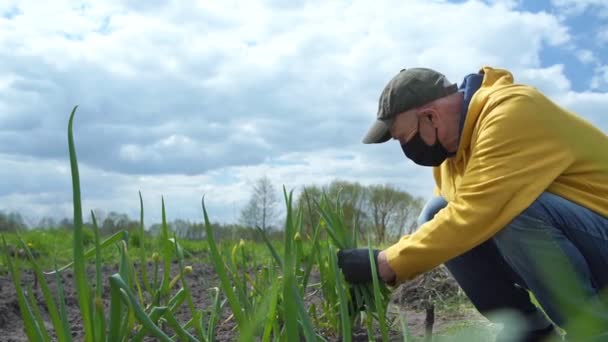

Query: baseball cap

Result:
[362,67,459,144]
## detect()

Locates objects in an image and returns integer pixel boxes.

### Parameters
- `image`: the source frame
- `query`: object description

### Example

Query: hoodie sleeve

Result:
[384,92,574,284]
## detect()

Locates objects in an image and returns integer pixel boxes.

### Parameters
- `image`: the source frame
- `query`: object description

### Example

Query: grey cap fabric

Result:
[362,68,458,144]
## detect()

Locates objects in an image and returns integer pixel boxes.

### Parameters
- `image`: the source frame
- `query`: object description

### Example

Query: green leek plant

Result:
[203,188,321,341]
[2,106,223,342]
[316,190,393,341]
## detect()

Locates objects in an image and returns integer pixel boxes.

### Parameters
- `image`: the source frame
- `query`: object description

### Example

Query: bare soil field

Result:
[0,262,497,341]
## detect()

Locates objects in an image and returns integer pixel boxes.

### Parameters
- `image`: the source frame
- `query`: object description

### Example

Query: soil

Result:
[0,262,493,341]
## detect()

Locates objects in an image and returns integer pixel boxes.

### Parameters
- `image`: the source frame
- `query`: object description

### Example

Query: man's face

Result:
[388,101,460,153]
[389,108,441,146]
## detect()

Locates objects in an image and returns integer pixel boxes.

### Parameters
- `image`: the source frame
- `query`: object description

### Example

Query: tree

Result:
[294,180,368,241]
[293,180,424,244]
[326,180,368,237]
[171,219,191,238]
[0,211,27,232]
[101,212,137,234]
[365,184,423,243]
[185,222,205,240]
[395,196,425,237]
[38,216,57,229]
[239,175,278,231]
[59,217,74,230]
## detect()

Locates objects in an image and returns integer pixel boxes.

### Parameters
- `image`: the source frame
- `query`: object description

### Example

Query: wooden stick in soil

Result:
[424,301,435,342]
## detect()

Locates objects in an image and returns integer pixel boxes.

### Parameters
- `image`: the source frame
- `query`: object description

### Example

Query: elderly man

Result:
[337,66,608,341]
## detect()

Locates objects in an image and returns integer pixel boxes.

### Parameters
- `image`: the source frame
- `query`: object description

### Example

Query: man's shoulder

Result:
[476,83,552,123]
[483,82,544,106]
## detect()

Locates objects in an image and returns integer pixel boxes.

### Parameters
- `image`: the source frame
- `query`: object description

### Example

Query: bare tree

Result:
[294,180,368,240]
[239,175,278,231]
[366,184,422,243]
[101,212,137,234]
[396,196,425,237]
[293,180,423,244]
[326,180,368,237]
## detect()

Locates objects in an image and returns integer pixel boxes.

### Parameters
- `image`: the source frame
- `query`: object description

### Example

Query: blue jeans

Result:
[419,192,608,337]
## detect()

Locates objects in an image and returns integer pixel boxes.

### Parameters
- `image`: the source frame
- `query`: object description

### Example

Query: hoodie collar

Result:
[454,72,484,152]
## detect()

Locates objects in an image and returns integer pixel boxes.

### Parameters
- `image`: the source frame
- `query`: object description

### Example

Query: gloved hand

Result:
[336,248,381,284]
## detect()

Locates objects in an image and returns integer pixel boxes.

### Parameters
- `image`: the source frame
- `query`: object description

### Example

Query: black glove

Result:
[336,248,381,284]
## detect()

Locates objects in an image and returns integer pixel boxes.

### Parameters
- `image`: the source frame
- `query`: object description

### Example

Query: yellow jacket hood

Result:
[454,66,517,166]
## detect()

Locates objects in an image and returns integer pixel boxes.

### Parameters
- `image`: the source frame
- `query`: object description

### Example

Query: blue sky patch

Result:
[2,6,21,19]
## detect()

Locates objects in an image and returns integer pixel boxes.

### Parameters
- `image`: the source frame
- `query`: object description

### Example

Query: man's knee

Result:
[494,192,555,249]
[417,196,448,226]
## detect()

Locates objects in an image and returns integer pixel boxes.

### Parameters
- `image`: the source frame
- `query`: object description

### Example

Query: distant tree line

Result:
[237,177,425,244]
[0,211,27,232]
[293,180,425,243]
[1,178,426,244]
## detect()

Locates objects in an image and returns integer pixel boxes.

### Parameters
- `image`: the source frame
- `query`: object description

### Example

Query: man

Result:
[337,66,608,341]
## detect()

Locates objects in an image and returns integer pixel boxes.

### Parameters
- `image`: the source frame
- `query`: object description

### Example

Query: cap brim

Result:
[362,119,392,144]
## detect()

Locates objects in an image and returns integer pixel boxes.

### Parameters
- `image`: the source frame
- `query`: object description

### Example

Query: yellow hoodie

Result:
[384,66,608,284]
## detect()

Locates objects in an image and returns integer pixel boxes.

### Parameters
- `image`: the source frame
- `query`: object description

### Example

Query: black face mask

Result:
[401,119,453,167]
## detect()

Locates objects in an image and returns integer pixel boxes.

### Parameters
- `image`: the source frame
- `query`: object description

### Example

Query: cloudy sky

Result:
[1,0,607,227]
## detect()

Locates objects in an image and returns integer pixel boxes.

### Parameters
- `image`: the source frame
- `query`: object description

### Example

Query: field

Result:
[0,107,504,341]
[0,235,498,341]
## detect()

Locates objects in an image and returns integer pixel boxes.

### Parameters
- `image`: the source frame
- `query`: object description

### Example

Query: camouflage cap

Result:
[362,67,458,144]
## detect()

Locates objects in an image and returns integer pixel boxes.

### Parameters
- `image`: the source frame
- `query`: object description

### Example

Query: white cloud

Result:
[1,0,605,226]
[516,64,572,96]
[598,27,608,44]
[551,0,608,16]
[556,90,608,131]
[576,49,600,65]
[481,0,522,9]
[590,65,608,90]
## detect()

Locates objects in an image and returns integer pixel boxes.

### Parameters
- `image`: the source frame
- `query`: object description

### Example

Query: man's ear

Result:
[418,108,440,127]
